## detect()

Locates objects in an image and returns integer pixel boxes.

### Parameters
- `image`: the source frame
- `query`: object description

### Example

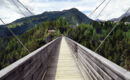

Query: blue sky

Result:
[0,0,130,24]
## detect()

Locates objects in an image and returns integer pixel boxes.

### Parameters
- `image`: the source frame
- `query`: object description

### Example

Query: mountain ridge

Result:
[12,8,91,24]
[0,8,93,37]
[110,11,130,22]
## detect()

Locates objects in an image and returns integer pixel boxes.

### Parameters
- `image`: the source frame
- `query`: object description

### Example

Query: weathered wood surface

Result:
[0,37,62,80]
[0,36,130,80]
[43,37,83,80]
[65,37,130,80]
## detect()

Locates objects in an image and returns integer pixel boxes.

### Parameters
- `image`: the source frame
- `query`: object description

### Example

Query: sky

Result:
[0,0,130,25]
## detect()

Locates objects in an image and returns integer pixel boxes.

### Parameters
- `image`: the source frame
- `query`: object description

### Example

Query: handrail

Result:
[65,37,130,80]
[0,36,130,80]
[0,37,62,80]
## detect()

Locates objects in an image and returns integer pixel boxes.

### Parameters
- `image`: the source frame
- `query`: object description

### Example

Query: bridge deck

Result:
[43,37,83,80]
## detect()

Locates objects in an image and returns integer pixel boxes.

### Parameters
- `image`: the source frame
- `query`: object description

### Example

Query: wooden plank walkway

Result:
[43,37,83,80]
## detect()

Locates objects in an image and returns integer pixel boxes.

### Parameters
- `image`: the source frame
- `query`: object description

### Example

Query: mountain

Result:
[110,11,130,22]
[96,19,106,22]
[110,16,130,22]
[0,8,93,37]
[14,8,92,24]
[121,15,130,22]
[120,11,130,22]
[110,18,120,22]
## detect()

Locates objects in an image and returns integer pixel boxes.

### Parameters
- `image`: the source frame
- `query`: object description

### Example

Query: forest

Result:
[0,18,130,71]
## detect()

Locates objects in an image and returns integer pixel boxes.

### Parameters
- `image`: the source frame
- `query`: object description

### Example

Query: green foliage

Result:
[0,19,68,70]
[0,17,130,71]
[66,21,130,71]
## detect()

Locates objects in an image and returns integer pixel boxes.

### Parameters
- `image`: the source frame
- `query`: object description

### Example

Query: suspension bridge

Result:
[0,37,130,80]
[0,0,130,80]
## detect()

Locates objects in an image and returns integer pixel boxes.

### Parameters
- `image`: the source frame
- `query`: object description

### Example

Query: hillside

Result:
[0,7,129,71]
[67,21,130,71]
[0,19,130,71]
[110,11,130,22]
[121,15,130,22]
[0,8,92,37]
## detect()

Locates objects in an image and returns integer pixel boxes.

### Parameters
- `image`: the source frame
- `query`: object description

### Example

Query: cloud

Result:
[91,0,130,20]
[0,0,130,25]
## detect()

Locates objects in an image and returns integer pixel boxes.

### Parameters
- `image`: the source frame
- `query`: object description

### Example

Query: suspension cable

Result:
[10,0,35,53]
[88,0,106,17]
[17,0,34,15]
[0,18,30,53]
[95,24,117,52]
[96,0,111,18]
[6,0,34,53]
[94,0,117,52]
[95,7,130,52]
[11,0,26,16]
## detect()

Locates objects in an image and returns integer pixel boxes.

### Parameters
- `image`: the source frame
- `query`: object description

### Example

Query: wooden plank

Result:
[43,37,83,80]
